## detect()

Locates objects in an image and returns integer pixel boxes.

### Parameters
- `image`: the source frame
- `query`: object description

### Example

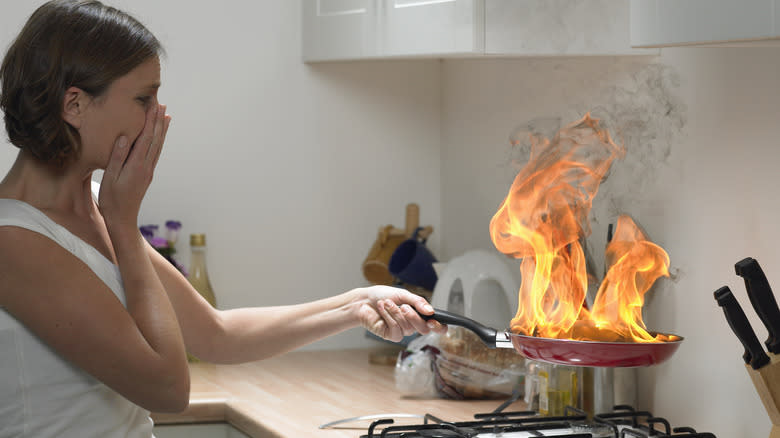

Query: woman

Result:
[0,1,444,436]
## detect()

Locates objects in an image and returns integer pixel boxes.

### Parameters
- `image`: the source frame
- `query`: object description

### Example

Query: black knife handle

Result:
[714,286,770,369]
[735,257,780,354]
[419,309,499,348]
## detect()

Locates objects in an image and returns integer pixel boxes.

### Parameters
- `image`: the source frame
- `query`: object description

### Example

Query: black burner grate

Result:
[359,404,717,438]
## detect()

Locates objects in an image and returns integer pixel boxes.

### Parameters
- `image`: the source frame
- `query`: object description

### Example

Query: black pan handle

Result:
[420,309,499,348]
[714,286,770,369]
[735,257,780,354]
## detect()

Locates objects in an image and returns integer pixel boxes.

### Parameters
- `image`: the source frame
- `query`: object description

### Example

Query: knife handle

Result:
[735,257,780,354]
[714,286,770,369]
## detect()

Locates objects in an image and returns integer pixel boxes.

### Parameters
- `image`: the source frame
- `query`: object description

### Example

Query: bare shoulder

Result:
[0,223,184,398]
[0,224,138,377]
[0,225,66,303]
[0,224,122,314]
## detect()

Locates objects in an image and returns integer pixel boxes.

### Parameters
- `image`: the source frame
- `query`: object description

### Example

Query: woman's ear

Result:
[62,86,87,129]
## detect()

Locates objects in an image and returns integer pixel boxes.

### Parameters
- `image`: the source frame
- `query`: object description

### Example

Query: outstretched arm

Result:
[147,247,444,364]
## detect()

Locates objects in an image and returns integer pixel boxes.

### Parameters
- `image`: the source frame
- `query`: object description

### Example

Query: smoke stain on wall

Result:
[501,60,687,279]
[589,63,687,216]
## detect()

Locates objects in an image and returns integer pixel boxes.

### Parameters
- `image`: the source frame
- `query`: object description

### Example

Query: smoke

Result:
[504,61,687,279]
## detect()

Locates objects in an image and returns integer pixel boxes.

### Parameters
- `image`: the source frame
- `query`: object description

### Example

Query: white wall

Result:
[440,49,780,436]
[0,1,442,350]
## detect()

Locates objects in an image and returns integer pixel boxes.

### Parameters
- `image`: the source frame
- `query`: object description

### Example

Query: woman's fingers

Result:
[147,104,167,166]
[104,136,129,181]
[153,114,171,168]
[119,103,168,177]
[384,301,416,336]
[376,300,402,342]
[98,103,169,226]
[401,304,434,335]
[358,286,447,342]
[130,103,157,161]
[395,292,446,334]
[381,299,441,338]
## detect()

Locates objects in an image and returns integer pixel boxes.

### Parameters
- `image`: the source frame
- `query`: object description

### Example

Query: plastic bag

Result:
[394,333,440,398]
[394,328,526,400]
[433,347,525,400]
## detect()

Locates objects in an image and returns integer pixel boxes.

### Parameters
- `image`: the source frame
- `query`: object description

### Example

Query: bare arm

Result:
[97,102,188,408]
[216,287,440,363]
[0,227,188,413]
[147,246,444,364]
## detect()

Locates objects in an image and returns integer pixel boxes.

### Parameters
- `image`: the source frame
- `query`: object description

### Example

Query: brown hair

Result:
[0,0,163,164]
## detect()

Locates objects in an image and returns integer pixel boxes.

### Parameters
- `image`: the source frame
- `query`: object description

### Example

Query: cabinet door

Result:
[486,0,653,55]
[631,0,780,47]
[302,0,378,61]
[382,0,484,57]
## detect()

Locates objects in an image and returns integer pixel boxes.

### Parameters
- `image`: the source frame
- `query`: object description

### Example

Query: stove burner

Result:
[360,405,716,438]
[594,405,716,437]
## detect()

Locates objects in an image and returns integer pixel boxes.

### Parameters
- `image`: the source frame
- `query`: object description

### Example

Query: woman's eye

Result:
[136,96,151,106]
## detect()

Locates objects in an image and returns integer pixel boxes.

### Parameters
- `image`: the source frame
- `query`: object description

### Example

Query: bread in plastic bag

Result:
[433,327,525,399]
[394,328,525,400]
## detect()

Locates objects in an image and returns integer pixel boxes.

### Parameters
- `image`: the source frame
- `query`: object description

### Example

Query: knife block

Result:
[746,354,780,436]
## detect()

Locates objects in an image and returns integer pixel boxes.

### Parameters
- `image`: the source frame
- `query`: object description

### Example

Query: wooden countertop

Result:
[152,348,526,437]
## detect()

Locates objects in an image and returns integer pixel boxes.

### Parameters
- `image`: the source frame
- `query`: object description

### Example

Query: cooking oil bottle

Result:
[187,233,216,363]
[188,233,217,308]
[536,362,581,416]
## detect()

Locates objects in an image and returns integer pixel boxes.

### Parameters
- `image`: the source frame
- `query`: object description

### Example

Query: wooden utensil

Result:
[362,203,433,285]
[404,203,433,240]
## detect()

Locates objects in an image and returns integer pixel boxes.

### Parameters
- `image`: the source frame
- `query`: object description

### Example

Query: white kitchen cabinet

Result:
[302,0,656,62]
[630,0,780,47]
[302,0,379,60]
[485,0,652,56]
[382,0,483,57]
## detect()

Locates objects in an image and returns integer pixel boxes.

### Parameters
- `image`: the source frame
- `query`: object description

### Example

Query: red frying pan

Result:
[422,309,683,368]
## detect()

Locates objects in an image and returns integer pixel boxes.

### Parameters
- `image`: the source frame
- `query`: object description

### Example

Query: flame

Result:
[489,113,671,343]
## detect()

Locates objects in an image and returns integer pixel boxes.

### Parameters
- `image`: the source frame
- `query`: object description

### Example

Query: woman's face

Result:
[78,56,161,168]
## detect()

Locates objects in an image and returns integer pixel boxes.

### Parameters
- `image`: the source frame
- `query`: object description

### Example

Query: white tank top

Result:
[0,197,154,438]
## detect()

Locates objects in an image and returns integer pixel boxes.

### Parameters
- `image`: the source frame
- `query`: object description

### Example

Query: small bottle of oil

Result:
[186,233,216,363]
[188,233,217,308]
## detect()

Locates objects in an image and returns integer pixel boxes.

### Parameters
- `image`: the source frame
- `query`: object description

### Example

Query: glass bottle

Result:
[537,361,581,416]
[188,233,217,308]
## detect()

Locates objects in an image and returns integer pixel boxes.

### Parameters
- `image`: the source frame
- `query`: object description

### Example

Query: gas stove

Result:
[358,405,716,438]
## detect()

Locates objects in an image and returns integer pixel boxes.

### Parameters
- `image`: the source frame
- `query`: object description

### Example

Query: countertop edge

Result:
[153,397,279,438]
[152,397,229,425]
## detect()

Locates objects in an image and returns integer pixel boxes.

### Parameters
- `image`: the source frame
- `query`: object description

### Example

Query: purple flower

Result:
[139,224,159,242]
[165,220,182,244]
[150,237,169,249]
[139,221,186,275]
